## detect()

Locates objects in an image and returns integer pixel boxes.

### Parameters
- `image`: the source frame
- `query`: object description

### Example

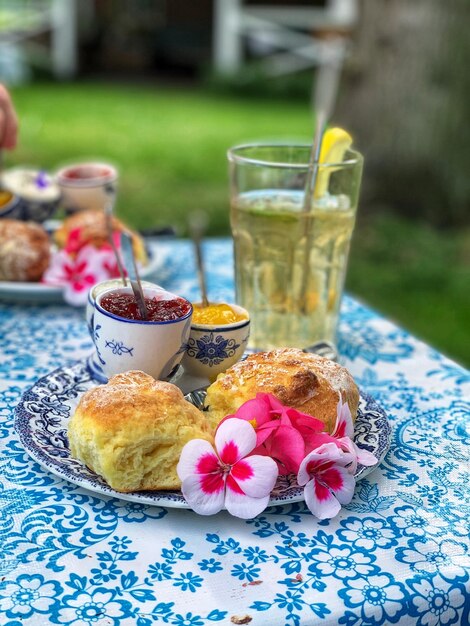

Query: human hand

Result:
[0,84,18,149]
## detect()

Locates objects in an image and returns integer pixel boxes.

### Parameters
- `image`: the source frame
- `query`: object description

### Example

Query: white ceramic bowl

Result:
[181,303,250,381]
[56,162,118,213]
[92,286,192,381]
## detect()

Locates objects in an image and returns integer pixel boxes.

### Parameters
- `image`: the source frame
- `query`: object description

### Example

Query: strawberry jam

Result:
[63,166,111,180]
[100,292,191,321]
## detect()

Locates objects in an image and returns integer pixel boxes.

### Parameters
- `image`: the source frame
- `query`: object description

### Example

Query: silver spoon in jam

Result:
[120,232,148,320]
[104,183,127,286]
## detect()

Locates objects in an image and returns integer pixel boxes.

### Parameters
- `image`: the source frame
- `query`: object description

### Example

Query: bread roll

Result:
[54,209,148,266]
[205,348,359,433]
[0,219,51,281]
[68,370,213,492]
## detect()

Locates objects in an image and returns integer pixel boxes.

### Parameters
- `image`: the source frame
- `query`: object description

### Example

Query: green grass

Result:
[11,81,313,234]
[347,214,469,366]
[8,81,470,367]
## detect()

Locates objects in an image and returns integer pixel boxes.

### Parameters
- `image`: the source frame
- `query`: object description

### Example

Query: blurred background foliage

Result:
[1,0,469,365]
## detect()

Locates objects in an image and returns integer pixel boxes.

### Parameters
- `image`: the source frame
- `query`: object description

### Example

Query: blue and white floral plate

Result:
[15,361,391,508]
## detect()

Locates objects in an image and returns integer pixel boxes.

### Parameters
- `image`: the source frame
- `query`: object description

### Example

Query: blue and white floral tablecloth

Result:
[0,238,469,626]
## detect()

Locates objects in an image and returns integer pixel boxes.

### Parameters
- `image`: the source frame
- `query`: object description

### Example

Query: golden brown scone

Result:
[205,348,359,433]
[54,209,148,266]
[0,219,51,281]
[68,370,213,492]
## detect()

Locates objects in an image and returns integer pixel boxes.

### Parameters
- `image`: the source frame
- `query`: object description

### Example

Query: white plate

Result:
[0,243,161,304]
[15,361,391,508]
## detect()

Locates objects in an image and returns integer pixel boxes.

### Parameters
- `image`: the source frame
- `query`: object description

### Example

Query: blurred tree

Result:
[335,0,470,228]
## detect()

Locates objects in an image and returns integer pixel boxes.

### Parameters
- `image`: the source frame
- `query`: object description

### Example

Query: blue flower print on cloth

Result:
[337,516,399,551]
[408,573,467,626]
[396,537,470,577]
[0,574,62,621]
[389,505,448,538]
[1,238,470,626]
[339,573,409,624]
[54,587,132,626]
[308,543,380,580]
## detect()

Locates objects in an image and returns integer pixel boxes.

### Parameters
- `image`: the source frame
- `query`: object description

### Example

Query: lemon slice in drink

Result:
[314,127,353,198]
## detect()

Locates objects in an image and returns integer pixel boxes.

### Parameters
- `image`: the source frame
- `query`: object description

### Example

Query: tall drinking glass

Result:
[228,144,363,351]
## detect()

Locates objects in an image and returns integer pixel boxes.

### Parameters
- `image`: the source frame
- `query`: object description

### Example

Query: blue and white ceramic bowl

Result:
[181,303,250,382]
[92,286,192,381]
[0,191,22,219]
[1,168,61,222]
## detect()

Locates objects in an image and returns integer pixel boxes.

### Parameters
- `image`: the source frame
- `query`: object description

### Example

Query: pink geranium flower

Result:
[331,399,378,474]
[64,226,122,258]
[63,227,85,255]
[297,442,356,519]
[224,393,334,475]
[177,418,278,519]
[42,244,113,306]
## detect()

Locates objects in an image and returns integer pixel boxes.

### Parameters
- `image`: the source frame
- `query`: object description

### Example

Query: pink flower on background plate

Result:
[177,418,278,519]
[63,227,86,255]
[42,244,113,306]
[297,442,356,519]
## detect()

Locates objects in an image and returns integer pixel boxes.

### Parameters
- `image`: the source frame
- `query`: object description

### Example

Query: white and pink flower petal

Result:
[181,474,225,516]
[303,477,342,520]
[215,418,257,463]
[332,398,354,439]
[355,446,378,467]
[335,437,358,474]
[224,485,272,519]
[177,439,218,482]
[41,250,73,285]
[297,442,344,485]
[321,465,356,504]
[230,455,278,498]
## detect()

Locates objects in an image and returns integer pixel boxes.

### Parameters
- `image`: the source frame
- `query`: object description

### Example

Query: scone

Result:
[68,370,213,492]
[205,348,359,433]
[54,209,148,266]
[0,219,51,281]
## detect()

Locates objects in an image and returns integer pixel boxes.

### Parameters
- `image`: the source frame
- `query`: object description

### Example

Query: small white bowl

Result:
[56,162,118,213]
[181,303,250,381]
[91,286,192,381]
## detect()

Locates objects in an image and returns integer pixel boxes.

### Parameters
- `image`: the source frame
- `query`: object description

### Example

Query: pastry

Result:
[205,348,359,433]
[54,209,148,265]
[0,219,51,281]
[68,370,213,492]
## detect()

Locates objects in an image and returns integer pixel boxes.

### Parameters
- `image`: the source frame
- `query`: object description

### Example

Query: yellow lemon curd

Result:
[192,303,248,325]
[0,191,13,208]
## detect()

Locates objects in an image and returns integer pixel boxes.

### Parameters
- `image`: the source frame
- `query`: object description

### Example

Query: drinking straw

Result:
[300,38,345,314]
[189,211,210,308]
